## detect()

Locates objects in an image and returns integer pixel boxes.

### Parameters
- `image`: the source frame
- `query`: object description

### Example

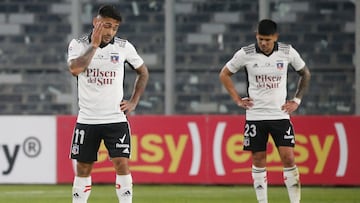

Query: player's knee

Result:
[281,155,295,167]
[76,162,93,177]
[252,152,267,167]
[113,158,130,175]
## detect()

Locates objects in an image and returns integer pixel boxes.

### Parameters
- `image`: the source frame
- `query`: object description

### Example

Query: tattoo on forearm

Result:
[80,46,97,70]
[130,69,149,103]
[70,46,96,73]
[135,73,148,91]
[295,67,311,98]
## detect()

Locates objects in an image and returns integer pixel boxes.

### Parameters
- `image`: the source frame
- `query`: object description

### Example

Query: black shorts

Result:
[70,122,131,162]
[243,119,295,152]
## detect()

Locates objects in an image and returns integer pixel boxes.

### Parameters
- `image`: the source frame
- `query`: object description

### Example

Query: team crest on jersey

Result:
[276,62,284,70]
[110,53,119,64]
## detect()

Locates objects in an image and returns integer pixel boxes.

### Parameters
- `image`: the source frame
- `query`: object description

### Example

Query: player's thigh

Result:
[243,120,269,152]
[70,123,102,162]
[102,122,131,159]
[269,119,295,148]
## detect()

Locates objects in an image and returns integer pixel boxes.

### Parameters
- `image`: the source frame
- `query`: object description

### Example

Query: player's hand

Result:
[91,21,103,48]
[281,100,299,114]
[237,97,254,110]
[120,100,137,115]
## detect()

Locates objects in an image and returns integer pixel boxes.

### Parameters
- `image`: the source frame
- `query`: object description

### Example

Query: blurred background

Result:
[0,0,356,115]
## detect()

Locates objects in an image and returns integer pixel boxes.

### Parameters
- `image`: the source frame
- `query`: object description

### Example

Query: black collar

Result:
[255,42,278,56]
[88,32,115,48]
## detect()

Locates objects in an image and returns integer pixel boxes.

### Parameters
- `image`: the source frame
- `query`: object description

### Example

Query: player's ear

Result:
[273,33,279,41]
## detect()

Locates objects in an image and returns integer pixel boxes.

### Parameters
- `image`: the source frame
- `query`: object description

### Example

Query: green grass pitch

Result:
[0,184,359,203]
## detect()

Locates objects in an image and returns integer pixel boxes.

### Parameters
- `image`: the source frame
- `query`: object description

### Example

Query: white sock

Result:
[72,176,92,203]
[284,166,301,203]
[252,166,268,203]
[116,174,133,203]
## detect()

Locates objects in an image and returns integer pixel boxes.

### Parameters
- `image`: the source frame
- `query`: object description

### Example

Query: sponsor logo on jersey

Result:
[284,127,295,143]
[119,134,126,143]
[116,143,130,148]
[255,74,282,89]
[86,68,116,86]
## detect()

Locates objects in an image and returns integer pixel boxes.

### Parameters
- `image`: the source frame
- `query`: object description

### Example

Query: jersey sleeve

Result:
[125,41,144,69]
[225,49,246,73]
[67,39,83,62]
[289,45,306,71]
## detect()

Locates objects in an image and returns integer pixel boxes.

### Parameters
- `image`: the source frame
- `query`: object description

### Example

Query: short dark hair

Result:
[98,5,122,22]
[257,19,277,35]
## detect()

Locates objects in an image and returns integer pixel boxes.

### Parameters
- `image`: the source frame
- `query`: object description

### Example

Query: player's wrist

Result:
[90,43,98,49]
[235,97,243,106]
[292,97,301,105]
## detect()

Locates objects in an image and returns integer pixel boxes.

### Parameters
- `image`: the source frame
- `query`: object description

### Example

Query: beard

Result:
[100,35,113,47]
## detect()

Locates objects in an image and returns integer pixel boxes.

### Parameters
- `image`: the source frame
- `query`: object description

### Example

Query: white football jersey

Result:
[67,35,144,124]
[226,42,306,120]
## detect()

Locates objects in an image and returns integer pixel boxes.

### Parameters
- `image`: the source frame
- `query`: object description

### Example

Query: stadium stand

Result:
[0,0,355,115]
[0,0,72,114]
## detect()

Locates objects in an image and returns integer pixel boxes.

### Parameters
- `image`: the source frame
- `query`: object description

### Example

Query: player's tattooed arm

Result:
[120,64,149,114]
[132,64,149,102]
[68,47,97,76]
[282,66,310,114]
[294,65,311,100]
